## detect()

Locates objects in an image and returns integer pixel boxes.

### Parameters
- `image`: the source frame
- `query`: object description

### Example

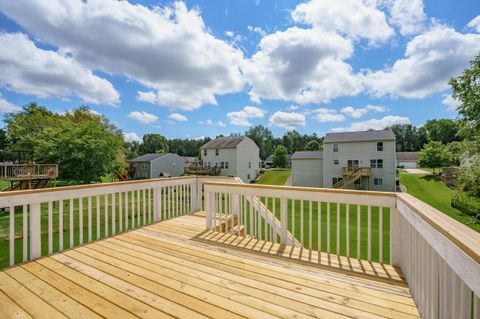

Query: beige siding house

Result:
[200,136,261,183]
[396,152,418,168]
[291,151,323,188]
[292,130,396,192]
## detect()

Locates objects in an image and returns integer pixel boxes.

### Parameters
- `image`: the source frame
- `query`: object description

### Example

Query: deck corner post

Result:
[205,189,212,230]
[30,202,41,259]
[280,197,287,244]
[153,187,161,222]
[390,206,400,266]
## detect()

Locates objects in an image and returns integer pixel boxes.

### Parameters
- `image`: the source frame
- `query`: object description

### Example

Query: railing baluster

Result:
[9,205,14,266]
[318,201,321,257]
[112,192,116,235]
[96,195,100,239]
[88,196,92,242]
[336,202,340,256]
[346,204,349,258]
[368,205,371,261]
[69,199,74,248]
[379,207,383,263]
[137,190,141,225]
[23,205,28,262]
[309,200,312,251]
[264,197,268,241]
[124,192,129,227]
[105,194,109,237]
[357,205,360,259]
[249,195,253,238]
[327,202,330,254]
[59,201,63,252]
[143,189,146,225]
[291,200,295,248]
[48,201,53,254]
[119,191,123,231]
[162,187,166,220]
[79,197,83,245]
[300,200,304,248]
[131,190,135,228]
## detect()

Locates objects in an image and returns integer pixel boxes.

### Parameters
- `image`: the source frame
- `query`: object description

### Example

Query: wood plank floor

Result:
[0,212,419,319]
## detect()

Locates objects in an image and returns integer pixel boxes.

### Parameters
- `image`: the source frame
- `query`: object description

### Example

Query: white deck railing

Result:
[1,177,479,318]
[204,182,480,319]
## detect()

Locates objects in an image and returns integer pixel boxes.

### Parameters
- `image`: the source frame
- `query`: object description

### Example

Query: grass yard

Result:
[399,173,480,232]
[255,169,291,185]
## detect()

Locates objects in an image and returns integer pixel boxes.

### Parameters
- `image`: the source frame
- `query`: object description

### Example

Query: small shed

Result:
[128,153,186,179]
[291,151,323,188]
[396,152,418,169]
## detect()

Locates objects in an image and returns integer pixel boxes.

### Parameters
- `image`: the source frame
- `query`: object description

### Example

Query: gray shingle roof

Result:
[200,136,249,149]
[129,153,165,162]
[324,130,395,143]
[396,152,418,161]
[291,151,323,159]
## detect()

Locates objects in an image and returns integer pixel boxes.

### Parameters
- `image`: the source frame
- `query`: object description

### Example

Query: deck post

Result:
[390,206,400,266]
[30,203,41,259]
[280,197,287,244]
[205,189,212,230]
[154,187,161,222]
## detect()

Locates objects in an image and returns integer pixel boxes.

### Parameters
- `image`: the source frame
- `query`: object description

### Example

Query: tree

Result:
[304,140,321,151]
[450,53,480,134]
[272,145,288,168]
[422,119,460,144]
[245,125,274,160]
[457,158,480,198]
[0,128,8,150]
[139,134,169,154]
[282,130,303,154]
[417,142,449,174]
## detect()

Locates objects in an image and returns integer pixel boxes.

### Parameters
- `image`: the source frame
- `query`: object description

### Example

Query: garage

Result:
[396,152,418,168]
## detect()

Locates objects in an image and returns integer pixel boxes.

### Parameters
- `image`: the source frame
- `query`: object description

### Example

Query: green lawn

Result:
[399,173,480,232]
[255,169,291,185]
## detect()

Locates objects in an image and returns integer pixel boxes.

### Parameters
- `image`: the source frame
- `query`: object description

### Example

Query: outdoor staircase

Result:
[334,167,371,189]
[2,179,49,191]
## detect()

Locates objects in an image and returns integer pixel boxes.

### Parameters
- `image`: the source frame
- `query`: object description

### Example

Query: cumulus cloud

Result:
[124,132,142,143]
[313,108,345,122]
[467,15,480,32]
[0,97,21,113]
[198,119,225,127]
[168,113,188,122]
[227,106,265,126]
[128,111,158,124]
[286,105,299,111]
[292,0,394,43]
[247,26,267,37]
[0,33,119,105]
[340,104,386,118]
[244,27,362,104]
[384,0,426,35]
[269,111,306,130]
[441,94,461,111]
[331,115,411,132]
[0,0,244,110]
[364,26,480,99]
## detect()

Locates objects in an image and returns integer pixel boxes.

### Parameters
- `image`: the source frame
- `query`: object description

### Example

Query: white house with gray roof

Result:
[292,130,396,192]
[128,153,186,179]
[200,136,260,183]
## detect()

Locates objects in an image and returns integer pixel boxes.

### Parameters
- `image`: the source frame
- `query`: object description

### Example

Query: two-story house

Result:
[323,130,396,191]
[200,136,261,183]
[291,130,396,192]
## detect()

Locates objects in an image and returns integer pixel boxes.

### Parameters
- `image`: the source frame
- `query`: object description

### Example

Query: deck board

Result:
[0,213,419,319]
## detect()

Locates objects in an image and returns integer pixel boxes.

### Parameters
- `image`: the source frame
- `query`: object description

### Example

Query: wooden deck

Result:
[0,213,419,319]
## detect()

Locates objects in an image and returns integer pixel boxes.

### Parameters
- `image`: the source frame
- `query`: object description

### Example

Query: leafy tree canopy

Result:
[139,134,169,154]
[272,145,288,168]
[418,141,449,173]
[304,140,321,151]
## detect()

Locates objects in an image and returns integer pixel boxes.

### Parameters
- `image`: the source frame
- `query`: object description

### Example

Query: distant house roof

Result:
[396,152,418,161]
[265,154,292,162]
[292,151,323,159]
[129,153,165,162]
[324,130,395,143]
[183,156,197,163]
[200,136,250,149]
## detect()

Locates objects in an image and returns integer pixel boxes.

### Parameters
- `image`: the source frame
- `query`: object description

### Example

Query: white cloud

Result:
[247,26,267,37]
[218,121,226,127]
[137,91,157,104]
[384,0,426,36]
[269,111,306,130]
[331,115,411,132]
[0,97,21,113]
[286,105,299,111]
[0,0,244,110]
[227,106,266,126]
[124,132,142,143]
[313,108,345,122]
[340,104,386,118]
[168,113,188,122]
[128,111,158,124]
[0,32,119,105]
[365,26,480,99]
[291,0,394,43]
[198,119,225,127]
[244,27,362,104]
[467,15,480,32]
[441,94,461,111]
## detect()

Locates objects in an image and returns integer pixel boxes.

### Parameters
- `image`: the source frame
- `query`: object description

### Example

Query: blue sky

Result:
[0,0,479,141]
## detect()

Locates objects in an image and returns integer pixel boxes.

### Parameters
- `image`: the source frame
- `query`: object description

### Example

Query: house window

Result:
[225,161,229,169]
[203,149,207,156]
[334,159,339,165]
[207,162,211,168]
[377,142,383,151]
[377,159,383,169]
[374,178,383,185]
[247,174,251,180]
[215,149,219,156]
[142,163,148,170]
[220,162,224,169]
[333,144,338,152]
[248,161,251,169]
[332,177,343,185]
[370,159,376,169]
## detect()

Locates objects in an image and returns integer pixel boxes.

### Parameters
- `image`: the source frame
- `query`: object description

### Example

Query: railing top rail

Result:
[0,163,59,167]
[0,175,234,198]
[203,181,397,198]
[397,192,480,264]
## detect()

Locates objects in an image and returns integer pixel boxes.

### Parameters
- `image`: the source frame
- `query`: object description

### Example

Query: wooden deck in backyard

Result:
[0,212,419,319]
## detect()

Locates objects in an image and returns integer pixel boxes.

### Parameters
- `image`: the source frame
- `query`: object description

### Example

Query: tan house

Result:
[396,152,419,168]
[200,136,261,183]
